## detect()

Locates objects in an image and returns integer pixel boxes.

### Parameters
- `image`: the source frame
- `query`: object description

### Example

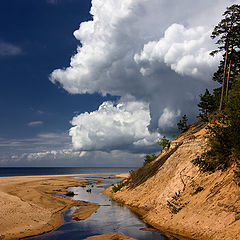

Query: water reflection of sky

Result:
[28,176,175,240]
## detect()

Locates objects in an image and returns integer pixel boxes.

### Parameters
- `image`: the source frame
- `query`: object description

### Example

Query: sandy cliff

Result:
[105,121,240,240]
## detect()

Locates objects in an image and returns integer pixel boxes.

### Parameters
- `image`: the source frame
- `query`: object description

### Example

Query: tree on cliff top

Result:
[193,5,240,182]
[210,4,240,111]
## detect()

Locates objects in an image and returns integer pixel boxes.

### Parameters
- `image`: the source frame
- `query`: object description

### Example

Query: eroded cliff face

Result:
[105,122,240,240]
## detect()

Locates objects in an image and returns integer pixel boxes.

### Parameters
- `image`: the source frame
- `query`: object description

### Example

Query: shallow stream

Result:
[28,175,179,240]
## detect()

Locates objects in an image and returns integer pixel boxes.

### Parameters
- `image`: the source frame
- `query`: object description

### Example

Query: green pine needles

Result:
[193,77,240,174]
[157,136,170,152]
[193,4,240,183]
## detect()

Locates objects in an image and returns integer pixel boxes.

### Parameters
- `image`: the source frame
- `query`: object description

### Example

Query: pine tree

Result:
[157,136,170,152]
[225,77,240,158]
[210,4,240,111]
[198,89,215,121]
[193,5,240,178]
[177,115,188,132]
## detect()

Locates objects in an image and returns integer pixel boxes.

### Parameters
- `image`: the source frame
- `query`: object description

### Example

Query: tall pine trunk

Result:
[225,59,232,99]
[219,48,228,111]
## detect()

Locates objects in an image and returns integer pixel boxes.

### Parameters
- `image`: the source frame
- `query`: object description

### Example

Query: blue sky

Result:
[0,0,236,167]
[0,0,103,139]
[0,0,118,166]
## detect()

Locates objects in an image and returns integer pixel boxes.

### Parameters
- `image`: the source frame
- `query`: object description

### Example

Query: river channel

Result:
[28,175,180,240]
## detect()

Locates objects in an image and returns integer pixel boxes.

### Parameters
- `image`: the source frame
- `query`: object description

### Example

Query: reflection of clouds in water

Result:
[29,177,168,240]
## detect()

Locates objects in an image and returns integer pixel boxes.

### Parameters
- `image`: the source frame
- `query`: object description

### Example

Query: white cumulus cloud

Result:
[50,0,232,95]
[134,24,222,80]
[158,108,181,131]
[69,100,160,153]
[50,0,236,154]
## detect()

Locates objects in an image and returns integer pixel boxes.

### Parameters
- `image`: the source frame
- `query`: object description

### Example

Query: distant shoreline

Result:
[0,167,135,178]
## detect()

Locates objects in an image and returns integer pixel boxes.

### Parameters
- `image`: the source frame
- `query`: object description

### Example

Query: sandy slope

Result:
[0,174,98,240]
[105,122,240,240]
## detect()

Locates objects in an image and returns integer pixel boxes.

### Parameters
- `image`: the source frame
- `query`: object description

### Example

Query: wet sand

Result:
[84,233,136,240]
[0,174,109,240]
[115,173,129,179]
[71,205,100,221]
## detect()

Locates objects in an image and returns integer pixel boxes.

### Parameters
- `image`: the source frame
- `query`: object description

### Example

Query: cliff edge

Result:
[105,121,240,240]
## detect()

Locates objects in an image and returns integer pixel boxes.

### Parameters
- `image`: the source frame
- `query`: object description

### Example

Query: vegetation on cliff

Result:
[192,4,240,181]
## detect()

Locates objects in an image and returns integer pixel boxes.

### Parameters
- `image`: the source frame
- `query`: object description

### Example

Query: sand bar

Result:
[84,233,136,240]
[71,205,100,221]
[115,173,130,179]
[0,173,112,240]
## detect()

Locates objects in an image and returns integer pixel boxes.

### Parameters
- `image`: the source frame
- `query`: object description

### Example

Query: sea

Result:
[0,167,137,177]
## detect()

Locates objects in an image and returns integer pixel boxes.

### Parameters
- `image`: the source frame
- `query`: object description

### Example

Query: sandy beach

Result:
[0,174,108,240]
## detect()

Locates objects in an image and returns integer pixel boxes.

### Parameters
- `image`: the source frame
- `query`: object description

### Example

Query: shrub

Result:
[234,161,240,186]
[66,191,75,197]
[112,181,125,193]
[192,148,232,173]
[192,186,204,195]
[143,153,157,165]
[157,136,170,152]
[167,191,189,214]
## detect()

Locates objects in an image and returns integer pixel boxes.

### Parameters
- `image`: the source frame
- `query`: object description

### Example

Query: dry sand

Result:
[84,233,136,240]
[0,174,104,240]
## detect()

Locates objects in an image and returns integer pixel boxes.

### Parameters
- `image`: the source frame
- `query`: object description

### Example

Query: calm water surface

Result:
[27,175,177,240]
[0,167,136,177]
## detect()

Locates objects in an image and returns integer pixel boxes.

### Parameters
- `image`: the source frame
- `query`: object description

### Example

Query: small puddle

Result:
[28,175,179,240]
